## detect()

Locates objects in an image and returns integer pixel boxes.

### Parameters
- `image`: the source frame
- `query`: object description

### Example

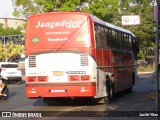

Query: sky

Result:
[0,0,14,18]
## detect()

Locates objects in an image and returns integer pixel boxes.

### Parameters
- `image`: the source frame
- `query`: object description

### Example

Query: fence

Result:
[0,35,24,45]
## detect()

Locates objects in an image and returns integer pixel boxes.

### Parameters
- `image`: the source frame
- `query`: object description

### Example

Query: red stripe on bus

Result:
[26,85,96,98]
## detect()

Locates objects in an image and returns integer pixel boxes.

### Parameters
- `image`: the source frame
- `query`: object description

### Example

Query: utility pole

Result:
[154,0,160,113]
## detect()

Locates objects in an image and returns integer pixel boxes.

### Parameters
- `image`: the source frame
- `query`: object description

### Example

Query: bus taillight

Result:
[38,76,47,82]
[81,75,90,81]
[69,75,79,81]
[27,76,36,82]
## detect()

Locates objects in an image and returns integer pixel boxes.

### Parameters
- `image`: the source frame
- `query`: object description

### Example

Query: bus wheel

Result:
[128,80,133,93]
[128,73,135,93]
[104,80,114,104]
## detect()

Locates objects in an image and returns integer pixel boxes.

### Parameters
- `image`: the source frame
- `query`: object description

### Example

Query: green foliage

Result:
[0,23,22,36]
[0,42,24,62]
[11,0,155,60]
[82,0,119,22]
[12,0,120,19]
[137,50,145,60]
[117,0,154,60]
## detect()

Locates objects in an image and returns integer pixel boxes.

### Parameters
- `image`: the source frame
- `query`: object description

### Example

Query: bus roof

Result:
[89,14,136,37]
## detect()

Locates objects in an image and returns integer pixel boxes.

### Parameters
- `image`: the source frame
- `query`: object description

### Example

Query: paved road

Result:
[0,73,158,120]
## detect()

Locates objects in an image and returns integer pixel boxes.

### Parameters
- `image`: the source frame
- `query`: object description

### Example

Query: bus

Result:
[25,12,138,104]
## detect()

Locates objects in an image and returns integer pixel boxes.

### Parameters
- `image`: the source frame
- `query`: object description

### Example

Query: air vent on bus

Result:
[28,55,36,67]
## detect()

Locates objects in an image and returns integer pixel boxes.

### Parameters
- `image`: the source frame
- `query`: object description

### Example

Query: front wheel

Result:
[2,87,9,100]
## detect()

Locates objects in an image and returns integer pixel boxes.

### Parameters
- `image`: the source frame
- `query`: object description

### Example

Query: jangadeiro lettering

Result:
[35,20,81,29]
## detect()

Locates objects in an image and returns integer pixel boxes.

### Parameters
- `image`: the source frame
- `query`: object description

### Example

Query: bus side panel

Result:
[95,49,103,66]
[112,51,133,92]
[94,48,110,98]
[102,49,111,67]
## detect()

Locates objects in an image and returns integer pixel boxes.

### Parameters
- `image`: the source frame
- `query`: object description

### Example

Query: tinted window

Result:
[94,24,102,48]
[101,27,106,48]
[1,64,18,68]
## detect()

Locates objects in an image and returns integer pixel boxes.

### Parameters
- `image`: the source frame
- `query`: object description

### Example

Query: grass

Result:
[138,65,155,72]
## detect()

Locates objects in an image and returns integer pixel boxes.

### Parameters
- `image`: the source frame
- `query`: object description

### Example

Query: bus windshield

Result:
[26,13,90,50]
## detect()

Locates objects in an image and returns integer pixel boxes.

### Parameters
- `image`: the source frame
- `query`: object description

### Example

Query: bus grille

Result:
[28,55,36,67]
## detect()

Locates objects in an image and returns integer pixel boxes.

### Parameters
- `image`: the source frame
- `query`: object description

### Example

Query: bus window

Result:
[126,34,129,50]
[123,33,127,50]
[120,32,123,50]
[94,24,102,48]
[101,27,106,48]
[128,34,130,50]
[112,30,116,49]
[115,31,119,49]
[127,34,131,51]
[105,28,110,48]
[108,29,112,48]
[117,31,121,50]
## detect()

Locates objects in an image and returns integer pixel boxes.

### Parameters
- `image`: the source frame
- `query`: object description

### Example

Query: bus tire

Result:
[104,80,114,104]
[128,73,135,93]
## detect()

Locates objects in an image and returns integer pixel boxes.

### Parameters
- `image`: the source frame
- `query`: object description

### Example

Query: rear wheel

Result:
[104,80,114,104]
[128,73,135,93]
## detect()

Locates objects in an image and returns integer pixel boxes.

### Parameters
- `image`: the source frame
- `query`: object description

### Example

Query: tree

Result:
[0,23,24,62]
[117,0,154,60]
[0,42,24,62]
[12,0,155,60]
[0,23,22,36]
[12,0,119,19]
[12,0,80,18]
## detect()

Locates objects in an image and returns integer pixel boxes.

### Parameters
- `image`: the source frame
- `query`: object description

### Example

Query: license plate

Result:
[53,71,63,76]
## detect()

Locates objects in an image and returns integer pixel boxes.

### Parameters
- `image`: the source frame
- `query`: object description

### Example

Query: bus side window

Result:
[117,31,121,50]
[127,34,130,50]
[101,27,106,48]
[108,29,112,48]
[94,24,102,48]
[123,33,125,50]
[120,32,123,50]
[105,28,110,48]
[112,30,116,49]
[126,34,129,50]
[115,31,119,49]
[123,33,127,50]
[114,30,119,49]
[129,35,132,51]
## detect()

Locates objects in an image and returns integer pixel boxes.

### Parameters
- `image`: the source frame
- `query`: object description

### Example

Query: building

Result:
[0,18,27,45]
[0,18,27,29]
